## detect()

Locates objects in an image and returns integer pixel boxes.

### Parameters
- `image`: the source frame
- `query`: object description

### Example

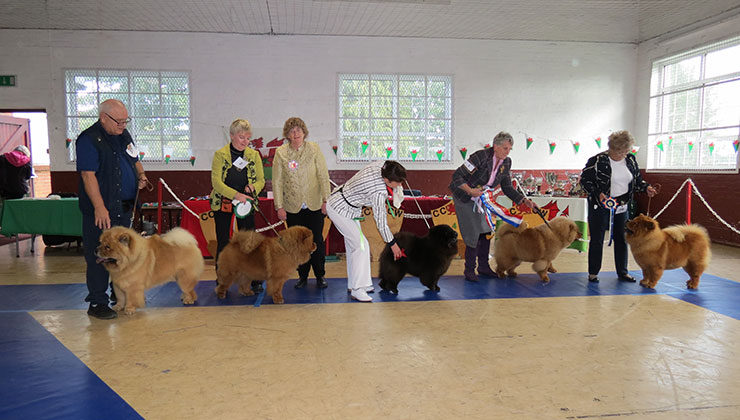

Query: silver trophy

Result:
[534,177,543,196]
[544,172,557,195]
[567,172,586,196]
[522,174,537,195]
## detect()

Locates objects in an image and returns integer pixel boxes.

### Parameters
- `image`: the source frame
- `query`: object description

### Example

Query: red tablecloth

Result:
[179,197,450,257]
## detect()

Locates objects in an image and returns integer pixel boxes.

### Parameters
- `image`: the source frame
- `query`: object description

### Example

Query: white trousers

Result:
[326,205,372,290]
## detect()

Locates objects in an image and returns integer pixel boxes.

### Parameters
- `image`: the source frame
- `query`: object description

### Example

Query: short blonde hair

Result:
[283,117,308,140]
[229,118,252,135]
[608,130,635,152]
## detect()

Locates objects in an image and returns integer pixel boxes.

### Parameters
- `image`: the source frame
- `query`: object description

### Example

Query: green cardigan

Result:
[209,143,265,211]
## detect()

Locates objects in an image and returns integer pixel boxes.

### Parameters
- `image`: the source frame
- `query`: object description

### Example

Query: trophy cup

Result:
[544,172,557,195]
[512,172,523,191]
[554,179,568,196]
[534,177,543,196]
[522,174,536,195]
[567,172,586,196]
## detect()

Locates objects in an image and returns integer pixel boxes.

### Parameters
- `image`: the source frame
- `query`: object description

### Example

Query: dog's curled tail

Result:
[666,223,710,243]
[231,230,265,254]
[161,227,199,248]
[496,221,527,238]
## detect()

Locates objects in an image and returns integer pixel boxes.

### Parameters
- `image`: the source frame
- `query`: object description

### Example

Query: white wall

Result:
[0,29,637,172]
[634,15,740,168]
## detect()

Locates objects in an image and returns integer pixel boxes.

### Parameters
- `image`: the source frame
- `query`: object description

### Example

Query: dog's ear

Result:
[118,233,131,247]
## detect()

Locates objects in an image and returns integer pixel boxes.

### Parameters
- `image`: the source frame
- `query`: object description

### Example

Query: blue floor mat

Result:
[1,269,739,320]
[0,312,143,420]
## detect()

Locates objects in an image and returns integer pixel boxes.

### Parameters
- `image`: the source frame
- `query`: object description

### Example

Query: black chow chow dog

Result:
[378,224,459,294]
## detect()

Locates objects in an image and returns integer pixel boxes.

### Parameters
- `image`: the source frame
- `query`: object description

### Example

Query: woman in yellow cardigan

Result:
[210,118,265,292]
[272,117,331,289]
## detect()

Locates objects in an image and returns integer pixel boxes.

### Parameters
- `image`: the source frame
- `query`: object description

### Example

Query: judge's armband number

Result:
[463,160,476,173]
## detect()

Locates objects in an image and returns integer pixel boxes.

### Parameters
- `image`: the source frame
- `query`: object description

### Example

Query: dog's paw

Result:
[214,286,227,299]
[639,279,654,289]
[124,307,136,315]
[273,296,285,304]
[181,294,196,305]
[507,270,518,277]
[112,303,124,311]
[240,290,255,297]
[686,280,699,289]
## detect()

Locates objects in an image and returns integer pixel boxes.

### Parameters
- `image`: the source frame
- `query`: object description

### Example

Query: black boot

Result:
[294,277,308,289]
[316,276,328,288]
[464,246,478,282]
[476,235,496,277]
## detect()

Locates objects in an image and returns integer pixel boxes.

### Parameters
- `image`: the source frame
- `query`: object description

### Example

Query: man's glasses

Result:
[105,112,132,125]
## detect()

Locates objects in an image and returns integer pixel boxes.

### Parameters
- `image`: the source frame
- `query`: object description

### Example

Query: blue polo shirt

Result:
[76,132,138,200]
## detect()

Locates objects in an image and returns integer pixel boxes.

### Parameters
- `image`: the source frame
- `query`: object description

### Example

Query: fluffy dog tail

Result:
[665,224,710,243]
[496,221,527,238]
[231,230,265,254]
[161,227,199,248]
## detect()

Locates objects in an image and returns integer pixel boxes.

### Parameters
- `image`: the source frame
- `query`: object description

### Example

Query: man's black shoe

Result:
[294,278,308,289]
[316,276,328,289]
[251,280,264,293]
[87,304,118,320]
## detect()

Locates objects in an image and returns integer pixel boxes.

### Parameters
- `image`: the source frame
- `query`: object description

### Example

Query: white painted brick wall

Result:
[0,30,638,172]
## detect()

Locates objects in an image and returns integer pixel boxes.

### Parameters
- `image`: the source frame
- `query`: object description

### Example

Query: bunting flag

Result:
[595,137,602,148]
[548,141,557,155]
[484,143,491,149]
[656,140,664,152]
[165,154,171,164]
[436,149,444,161]
[734,139,739,153]
[571,140,580,154]
[459,147,467,160]
[708,142,715,155]
[410,149,419,161]
[630,146,640,155]
[688,141,694,153]
[361,141,369,154]
[526,137,534,150]
[385,146,393,159]
[475,189,523,229]
[139,151,145,160]
[65,138,72,149]
[668,136,674,147]
[189,156,196,166]
[332,145,338,155]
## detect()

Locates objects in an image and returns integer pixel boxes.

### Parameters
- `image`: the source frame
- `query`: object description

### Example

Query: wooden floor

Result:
[2,236,740,419]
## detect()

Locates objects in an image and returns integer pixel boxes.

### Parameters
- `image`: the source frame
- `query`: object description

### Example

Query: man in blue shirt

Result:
[77,99,148,319]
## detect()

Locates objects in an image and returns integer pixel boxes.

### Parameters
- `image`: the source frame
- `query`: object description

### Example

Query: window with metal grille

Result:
[647,36,740,173]
[65,69,191,162]
[337,74,453,162]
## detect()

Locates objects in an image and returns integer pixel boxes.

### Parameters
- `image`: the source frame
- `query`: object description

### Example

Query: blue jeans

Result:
[82,211,131,306]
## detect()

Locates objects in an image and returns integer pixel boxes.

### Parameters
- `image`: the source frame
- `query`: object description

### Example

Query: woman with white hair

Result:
[579,130,657,283]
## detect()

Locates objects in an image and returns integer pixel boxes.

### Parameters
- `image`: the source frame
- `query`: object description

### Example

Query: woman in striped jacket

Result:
[327,161,406,302]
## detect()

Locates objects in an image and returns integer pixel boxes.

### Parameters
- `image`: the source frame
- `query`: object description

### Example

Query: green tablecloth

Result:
[0,198,83,237]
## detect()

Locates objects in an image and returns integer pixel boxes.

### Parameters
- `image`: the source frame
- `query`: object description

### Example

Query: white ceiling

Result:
[2,0,740,44]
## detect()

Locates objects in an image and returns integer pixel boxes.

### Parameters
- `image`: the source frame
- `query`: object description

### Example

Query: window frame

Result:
[646,36,740,174]
[64,68,192,163]
[336,73,454,162]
